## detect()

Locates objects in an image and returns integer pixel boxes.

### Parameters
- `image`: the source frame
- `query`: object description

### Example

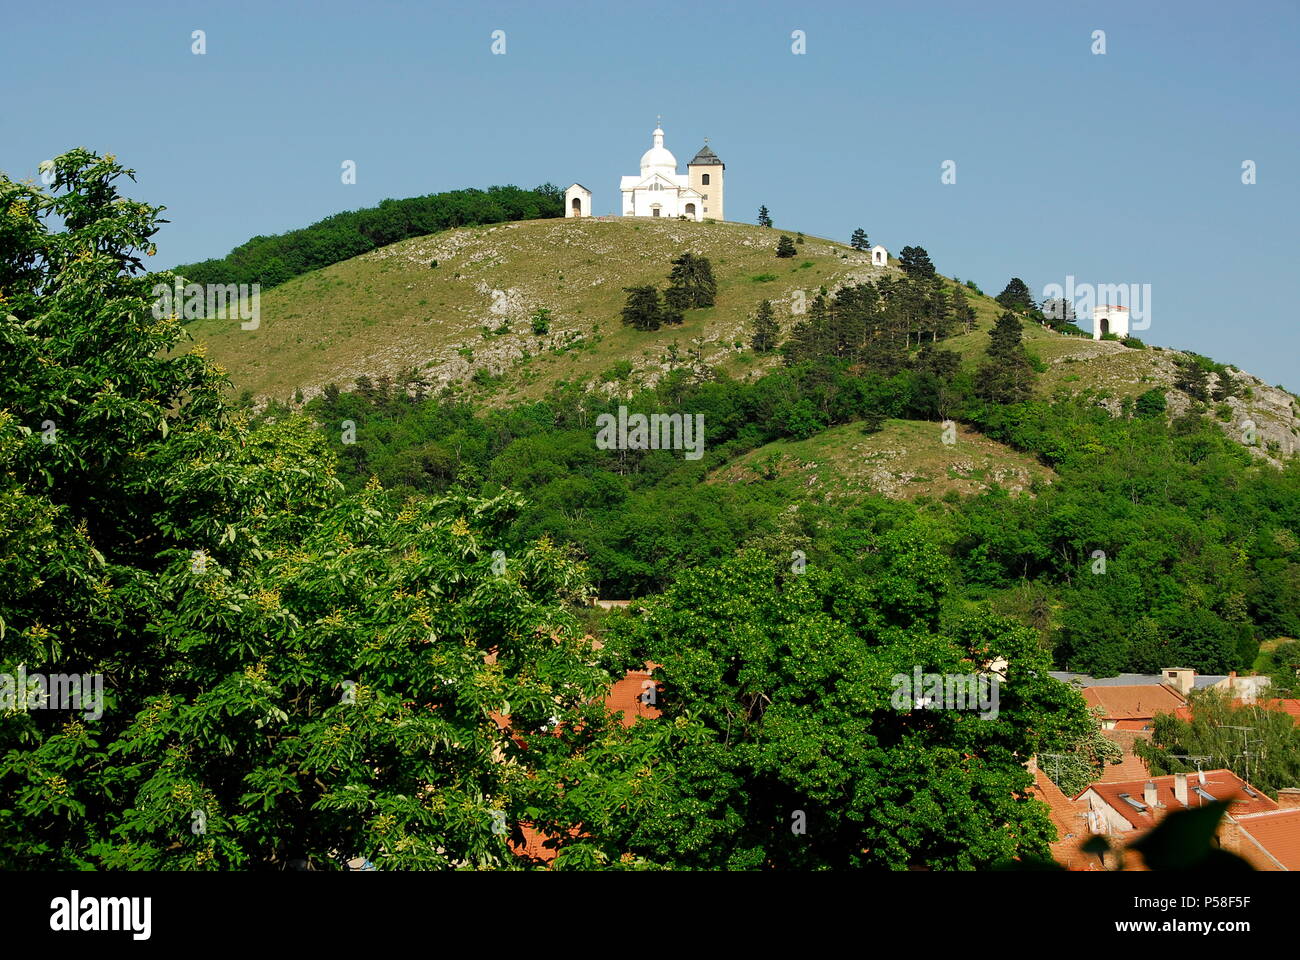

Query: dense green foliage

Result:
[593,548,1091,869]
[0,153,632,870]
[664,252,717,310]
[5,149,1298,872]
[176,184,564,290]
[898,245,936,279]
[1138,691,1300,797]
[308,329,1300,680]
[996,277,1038,314]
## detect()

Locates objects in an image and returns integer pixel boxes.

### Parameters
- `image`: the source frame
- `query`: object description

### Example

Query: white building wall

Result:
[624,175,694,218]
[565,184,591,218]
[1092,306,1131,340]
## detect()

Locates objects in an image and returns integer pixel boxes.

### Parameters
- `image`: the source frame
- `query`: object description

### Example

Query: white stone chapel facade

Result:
[620,123,723,221]
[566,122,725,221]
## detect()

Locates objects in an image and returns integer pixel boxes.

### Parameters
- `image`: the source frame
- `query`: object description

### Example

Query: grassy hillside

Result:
[190,217,897,403]
[709,418,1056,502]
[191,215,1300,459]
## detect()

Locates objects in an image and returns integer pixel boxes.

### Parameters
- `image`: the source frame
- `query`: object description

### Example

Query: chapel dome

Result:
[640,126,677,174]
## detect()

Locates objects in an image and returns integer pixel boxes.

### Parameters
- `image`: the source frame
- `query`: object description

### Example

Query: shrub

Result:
[601,360,634,383]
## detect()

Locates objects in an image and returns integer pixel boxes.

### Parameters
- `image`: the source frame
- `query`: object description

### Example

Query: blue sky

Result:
[4,0,1298,386]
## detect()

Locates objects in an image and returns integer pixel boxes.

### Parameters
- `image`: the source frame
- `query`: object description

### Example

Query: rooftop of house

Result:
[1052,671,1227,689]
[1175,697,1300,726]
[688,144,723,166]
[1081,769,1278,830]
[1030,767,1104,870]
[605,666,661,727]
[1233,808,1300,870]
[1081,684,1187,721]
[1096,729,1154,781]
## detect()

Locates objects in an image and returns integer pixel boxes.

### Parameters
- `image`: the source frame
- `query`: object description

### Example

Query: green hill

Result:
[191,216,1300,460]
[191,217,902,402]
[710,418,1056,502]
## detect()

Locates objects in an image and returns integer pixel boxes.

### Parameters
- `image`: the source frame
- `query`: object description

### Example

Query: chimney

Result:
[1174,773,1189,806]
[1218,816,1240,856]
[1276,788,1300,810]
[1163,668,1195,697]
[1144,781,1158,807]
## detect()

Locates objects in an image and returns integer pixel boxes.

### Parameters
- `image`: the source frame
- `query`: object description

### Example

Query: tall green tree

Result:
[0,150,629,870]
[757,205,773,228]
[850,228,869,250]
[620,285,665,331]
[1137,690,1300,797]
[664,252,717,310]
[898,245,936,279]
[995,277,1038,314]
[750,299,779,354]
[951,281,976,333]
[976,311,1036,405]
[1174,356,1211,401]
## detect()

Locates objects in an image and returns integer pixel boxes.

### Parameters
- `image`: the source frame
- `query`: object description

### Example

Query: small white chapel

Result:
[566,120,724,222]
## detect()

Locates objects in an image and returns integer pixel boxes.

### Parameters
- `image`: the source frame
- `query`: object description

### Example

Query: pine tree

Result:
[1041,297,1076,329]
[926,278,952,343]
[1174,356,1211,401]
[1212,369,1237,402]
[898,245,936,279]
[665,252,717,309]
[976,311,1036,404]
[832,282,873,360]
[781,295,830,365]
[621,285,664,331]
[757,205,773,228]
[776,235,797,258]
[995,277,1037,314]
[951,282,975,333]
[660,301,685,326]
[988,310,1025,360]
[750,299,779,353]
[850,228,869,251]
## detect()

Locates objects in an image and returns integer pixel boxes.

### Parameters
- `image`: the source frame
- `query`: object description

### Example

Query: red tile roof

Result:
[1029,768,1109,870]
[604,665,661,727]
[1112,719,1154,731]
[1176,698,1300,726]
[1233,809,1300,870]
[1082,769,1277,831]
[1097,729,1152,782]
[508,663,661,866]
[1082,684,1185,721]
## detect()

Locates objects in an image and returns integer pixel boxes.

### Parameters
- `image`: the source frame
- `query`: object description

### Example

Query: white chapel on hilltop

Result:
[566,121,724,222]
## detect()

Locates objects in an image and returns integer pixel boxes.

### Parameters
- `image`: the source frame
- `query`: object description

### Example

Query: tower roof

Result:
[688,143,723,166]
